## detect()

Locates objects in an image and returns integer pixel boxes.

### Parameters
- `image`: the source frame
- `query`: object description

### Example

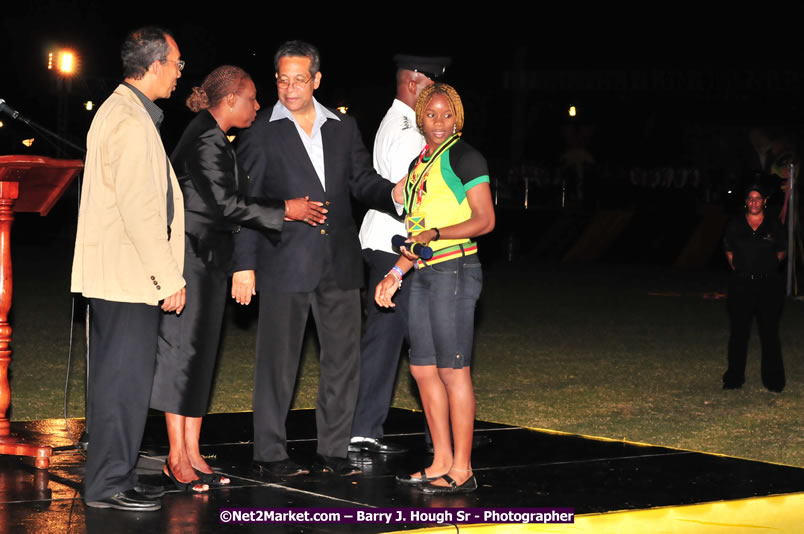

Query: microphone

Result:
[392,234,433,260]
[0,99,21,119]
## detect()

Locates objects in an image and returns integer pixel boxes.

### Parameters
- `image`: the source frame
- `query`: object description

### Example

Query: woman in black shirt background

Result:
[723,184,787,392]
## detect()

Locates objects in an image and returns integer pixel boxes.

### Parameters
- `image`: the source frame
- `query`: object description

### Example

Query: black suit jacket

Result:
[233,106,395,293]
[172,110,285,272]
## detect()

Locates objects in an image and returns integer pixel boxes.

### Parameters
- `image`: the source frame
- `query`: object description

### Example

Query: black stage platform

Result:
[1,408,802,533]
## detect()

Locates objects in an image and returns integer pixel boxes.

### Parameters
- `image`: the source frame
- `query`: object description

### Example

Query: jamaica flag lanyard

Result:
[403,133,461,234]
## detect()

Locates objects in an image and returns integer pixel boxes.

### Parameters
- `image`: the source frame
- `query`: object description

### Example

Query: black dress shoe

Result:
[85,489,161,511]
[78,430,89,450]
[348,438,408,454]
[252,459,309,477]
[313,454,362,476]
[134,482,168,498]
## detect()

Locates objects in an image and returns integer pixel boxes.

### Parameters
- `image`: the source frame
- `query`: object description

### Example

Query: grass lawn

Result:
[7,231,803,468]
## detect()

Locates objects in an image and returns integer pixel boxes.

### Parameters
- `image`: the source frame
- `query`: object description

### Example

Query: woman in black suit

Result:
[150,66,326,491]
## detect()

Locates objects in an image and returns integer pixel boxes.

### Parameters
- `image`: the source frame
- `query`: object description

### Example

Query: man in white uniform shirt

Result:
[350,55,450,454]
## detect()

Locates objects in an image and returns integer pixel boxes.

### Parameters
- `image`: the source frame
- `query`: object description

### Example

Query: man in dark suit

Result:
[233,41,399,477]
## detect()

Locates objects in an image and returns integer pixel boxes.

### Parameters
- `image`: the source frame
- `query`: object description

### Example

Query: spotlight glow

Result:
[59,52,74,74]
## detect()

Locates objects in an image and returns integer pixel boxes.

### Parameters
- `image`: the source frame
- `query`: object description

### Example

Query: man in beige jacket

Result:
[71,26,185,511]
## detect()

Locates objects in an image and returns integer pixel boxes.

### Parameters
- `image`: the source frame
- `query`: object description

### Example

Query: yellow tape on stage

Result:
[392,492,804,533]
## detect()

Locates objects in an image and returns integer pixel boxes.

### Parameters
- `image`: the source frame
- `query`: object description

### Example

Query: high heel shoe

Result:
[162,461,208,492]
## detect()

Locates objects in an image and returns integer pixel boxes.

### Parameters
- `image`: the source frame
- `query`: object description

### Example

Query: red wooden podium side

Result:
[0,155,82,468]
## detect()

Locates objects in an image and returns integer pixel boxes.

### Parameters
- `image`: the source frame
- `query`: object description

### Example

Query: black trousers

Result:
[253,259,361,462]
[84,298,160,502]
[351,250,411,439]
[724,274,786,391]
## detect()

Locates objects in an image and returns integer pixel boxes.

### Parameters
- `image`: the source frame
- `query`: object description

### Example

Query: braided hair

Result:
[415,82,465,133]
[186,65,250,112]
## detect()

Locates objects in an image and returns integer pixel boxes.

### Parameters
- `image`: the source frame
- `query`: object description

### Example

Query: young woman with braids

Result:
[150,65,327,491]
[375,83,495,494]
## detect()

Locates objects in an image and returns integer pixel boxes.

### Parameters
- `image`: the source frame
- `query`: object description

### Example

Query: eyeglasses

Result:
[162,59,185,72]
[276,75,312,89]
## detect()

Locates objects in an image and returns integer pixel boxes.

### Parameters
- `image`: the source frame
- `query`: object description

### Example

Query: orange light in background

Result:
[336,106,348,115]
[568,106,577,117]
[84,101,94,111]
[49,49,78,75]
[22,138,35,147]
[59,51,74,74]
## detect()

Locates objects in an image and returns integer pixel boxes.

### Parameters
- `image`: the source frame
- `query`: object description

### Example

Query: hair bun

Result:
[186,86,210,112]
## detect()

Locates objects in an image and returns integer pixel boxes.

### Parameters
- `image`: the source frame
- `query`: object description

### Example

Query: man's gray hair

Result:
[121,26,172,80]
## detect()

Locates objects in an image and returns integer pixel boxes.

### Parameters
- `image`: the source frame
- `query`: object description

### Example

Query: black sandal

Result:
[395,467,443,486]
[193,468,230,487]
[419,473,478,494]
[162,461,207,492]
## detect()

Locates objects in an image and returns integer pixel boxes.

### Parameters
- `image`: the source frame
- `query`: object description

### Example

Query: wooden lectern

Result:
[0,155,83,468]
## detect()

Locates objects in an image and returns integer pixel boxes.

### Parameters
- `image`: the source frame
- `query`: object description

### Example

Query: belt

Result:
[734,272,772,280]
[417,242,477,269]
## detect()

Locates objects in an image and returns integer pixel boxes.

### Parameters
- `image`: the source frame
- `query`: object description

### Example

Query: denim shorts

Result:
[408,254,483,369]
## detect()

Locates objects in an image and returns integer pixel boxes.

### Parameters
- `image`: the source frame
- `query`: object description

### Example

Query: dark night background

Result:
[2,11,804,522]
[3,5,804,267]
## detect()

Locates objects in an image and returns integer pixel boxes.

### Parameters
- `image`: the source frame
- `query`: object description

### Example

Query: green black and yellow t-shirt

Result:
[403,138,490,254]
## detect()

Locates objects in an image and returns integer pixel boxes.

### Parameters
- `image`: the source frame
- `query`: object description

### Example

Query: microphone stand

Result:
[0,98,86,156]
